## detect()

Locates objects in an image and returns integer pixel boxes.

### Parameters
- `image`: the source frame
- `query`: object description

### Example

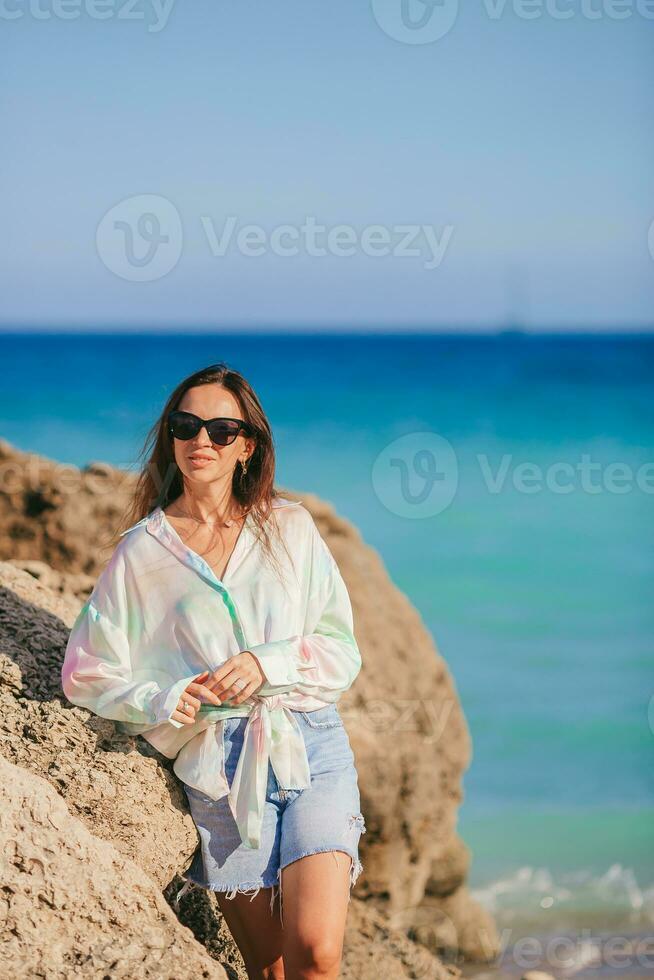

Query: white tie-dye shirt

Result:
[61,497,362,849]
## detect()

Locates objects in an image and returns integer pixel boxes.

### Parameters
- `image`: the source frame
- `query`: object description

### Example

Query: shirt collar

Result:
[137,496,303,589]
[143,505,252,589]
[120,496,302,590]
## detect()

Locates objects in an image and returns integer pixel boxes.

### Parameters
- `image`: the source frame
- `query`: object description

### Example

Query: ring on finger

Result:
[224,682,245,704]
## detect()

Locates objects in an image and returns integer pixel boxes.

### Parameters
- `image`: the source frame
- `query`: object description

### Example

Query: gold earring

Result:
[239,458,248,489]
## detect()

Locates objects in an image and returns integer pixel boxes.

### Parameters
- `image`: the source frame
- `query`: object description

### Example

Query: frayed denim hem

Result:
[174,812,367,924]
[174,875,280,916]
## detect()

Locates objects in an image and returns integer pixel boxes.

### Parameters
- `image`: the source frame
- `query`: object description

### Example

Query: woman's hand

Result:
[203,652,265,706]
[172,670,223,725]
[172,655,265,723]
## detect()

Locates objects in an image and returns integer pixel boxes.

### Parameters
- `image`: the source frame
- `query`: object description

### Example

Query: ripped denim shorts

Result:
[176,703,366,922]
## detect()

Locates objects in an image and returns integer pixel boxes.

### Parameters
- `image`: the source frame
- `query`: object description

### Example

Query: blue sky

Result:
[1,0,652,330]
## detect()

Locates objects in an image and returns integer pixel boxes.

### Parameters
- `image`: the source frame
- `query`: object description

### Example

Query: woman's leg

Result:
[216,887,285,980]
[275,707,365,978]
[279,850,353,980]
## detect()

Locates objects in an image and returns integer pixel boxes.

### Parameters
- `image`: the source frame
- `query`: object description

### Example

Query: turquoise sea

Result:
[1,331,652,952]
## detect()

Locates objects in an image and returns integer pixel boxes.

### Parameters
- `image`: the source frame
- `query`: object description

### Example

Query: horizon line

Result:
[1,324,654,337]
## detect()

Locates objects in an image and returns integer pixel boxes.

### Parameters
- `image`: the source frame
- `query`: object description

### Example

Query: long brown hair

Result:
[115,362,295,581]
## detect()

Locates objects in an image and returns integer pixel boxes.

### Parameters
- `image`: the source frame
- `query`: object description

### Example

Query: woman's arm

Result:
[61,546,204,731]
[243,519,362,700]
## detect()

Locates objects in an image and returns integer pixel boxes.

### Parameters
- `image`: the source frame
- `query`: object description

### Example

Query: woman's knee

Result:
[243,955,285,980]
[289,936,342,976]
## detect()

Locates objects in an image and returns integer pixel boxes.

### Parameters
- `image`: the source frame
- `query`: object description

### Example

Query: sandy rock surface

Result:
[0,755,226,980]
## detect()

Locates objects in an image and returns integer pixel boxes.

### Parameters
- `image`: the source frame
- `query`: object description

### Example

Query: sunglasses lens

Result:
[207,420,241,445]
[169,412,200,440]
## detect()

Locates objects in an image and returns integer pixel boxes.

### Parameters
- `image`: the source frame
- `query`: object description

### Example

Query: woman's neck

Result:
[168,493,243,526]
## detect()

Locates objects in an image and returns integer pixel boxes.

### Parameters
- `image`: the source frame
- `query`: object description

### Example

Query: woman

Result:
[61,362,366,980]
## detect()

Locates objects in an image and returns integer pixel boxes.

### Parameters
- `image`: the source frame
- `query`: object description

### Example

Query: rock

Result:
[0,562,199,889]
[0,438,135,576]
[0,755,226,979]
[343,898,461,980]
[424,835,471,898]
[84,461,116,477]
[413,886,501,963]
[6,558,96,600]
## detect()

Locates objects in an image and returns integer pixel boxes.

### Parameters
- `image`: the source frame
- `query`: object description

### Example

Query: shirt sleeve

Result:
[61,546,197,731]
[247,518,362,699]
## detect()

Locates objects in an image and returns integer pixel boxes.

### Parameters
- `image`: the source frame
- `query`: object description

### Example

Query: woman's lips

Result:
[188,457,215,467]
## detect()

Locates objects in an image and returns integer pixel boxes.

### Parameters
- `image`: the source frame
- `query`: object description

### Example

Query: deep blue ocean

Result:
[1,331,652,941]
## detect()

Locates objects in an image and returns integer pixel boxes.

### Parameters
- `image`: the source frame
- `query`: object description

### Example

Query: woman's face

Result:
[172,385,255,489]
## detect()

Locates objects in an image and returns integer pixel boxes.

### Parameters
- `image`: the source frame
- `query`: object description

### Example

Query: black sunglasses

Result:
[168,410,254,446]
